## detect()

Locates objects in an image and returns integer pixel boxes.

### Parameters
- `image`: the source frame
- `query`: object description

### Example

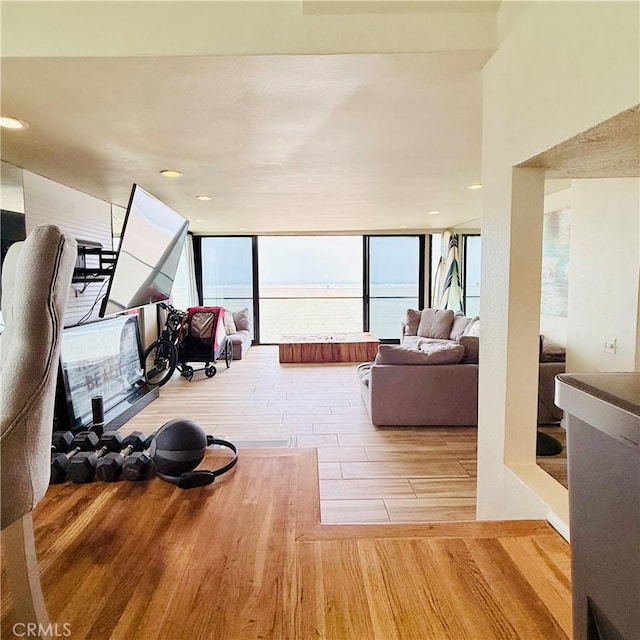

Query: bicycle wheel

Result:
[142,339,178,386]
[224,339,232,368]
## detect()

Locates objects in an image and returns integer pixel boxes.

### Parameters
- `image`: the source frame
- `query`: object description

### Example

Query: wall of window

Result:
[463,235,481,317]
[200,236,254,336]
[258,236,362,342]
[195,233,475,344]
[367,236,423,340]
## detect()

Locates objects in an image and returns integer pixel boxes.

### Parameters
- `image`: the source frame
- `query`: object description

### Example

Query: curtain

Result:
[433,232,464,312]
[170,234,198,310]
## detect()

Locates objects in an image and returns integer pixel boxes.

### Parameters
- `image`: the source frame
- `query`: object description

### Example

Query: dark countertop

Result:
[556,372,640,417]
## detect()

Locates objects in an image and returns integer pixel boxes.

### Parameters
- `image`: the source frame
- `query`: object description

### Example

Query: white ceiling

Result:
[1,2,498,234]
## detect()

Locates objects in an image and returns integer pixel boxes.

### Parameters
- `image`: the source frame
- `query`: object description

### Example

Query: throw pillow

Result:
[404,309,421,336]
[416,308,455,340]
[374,342,463,365]
[450,315,473,341]
[462,316,480,337]
[233,308,251,333]
[457,336,479,364]
[223,311,237,336]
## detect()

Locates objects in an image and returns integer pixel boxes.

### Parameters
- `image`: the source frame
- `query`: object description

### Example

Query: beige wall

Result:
[567,178,640,373]
[478,1,640,533]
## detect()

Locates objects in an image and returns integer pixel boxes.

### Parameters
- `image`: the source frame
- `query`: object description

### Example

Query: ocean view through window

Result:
[258,236,363,342]
[198,234,430,343]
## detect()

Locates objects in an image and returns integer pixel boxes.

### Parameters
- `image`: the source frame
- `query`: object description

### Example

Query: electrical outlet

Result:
[602,338,617,354]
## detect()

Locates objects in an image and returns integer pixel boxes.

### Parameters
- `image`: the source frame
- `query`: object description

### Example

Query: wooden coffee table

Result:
[278,332,380,364]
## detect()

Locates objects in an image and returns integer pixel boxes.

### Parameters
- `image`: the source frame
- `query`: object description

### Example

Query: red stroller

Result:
[176,306,232,381]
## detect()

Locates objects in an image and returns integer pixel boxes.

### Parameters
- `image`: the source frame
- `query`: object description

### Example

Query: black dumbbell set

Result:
[50,429,156,485]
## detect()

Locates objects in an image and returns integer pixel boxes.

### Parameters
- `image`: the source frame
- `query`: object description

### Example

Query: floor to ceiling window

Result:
[367,235,423,340]
[258,236,362,343]
[200,236,254,335]
[463,235,481,316]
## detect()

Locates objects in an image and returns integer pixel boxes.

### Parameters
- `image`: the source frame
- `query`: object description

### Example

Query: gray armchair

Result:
[1,225,77,631]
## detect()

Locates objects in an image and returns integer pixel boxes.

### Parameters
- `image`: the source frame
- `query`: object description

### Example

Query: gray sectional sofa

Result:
[358,308,565,427]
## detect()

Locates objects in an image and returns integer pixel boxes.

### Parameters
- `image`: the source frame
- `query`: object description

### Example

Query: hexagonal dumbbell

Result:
[50,431,102,484]
[122,435,156,481]
[95,432,148,482]
[66,432,125,484]
[52,430,74,453]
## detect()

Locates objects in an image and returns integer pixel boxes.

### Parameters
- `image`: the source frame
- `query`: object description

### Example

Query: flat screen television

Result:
[99,184,189,317]
[56,315,145,430]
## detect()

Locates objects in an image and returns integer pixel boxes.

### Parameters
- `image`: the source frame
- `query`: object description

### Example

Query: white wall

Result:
[23,170,112,326]
[22,171,159,343]
[567,178,640,373]
[478,1,640,531]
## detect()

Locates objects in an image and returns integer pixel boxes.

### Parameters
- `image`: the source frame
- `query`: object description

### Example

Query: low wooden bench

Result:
[278,332,380,363]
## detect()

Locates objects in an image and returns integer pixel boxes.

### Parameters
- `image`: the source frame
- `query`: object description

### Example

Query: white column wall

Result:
[478,1,640,531]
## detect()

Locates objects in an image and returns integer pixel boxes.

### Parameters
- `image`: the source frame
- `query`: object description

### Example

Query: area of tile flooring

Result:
[122,345,478,524]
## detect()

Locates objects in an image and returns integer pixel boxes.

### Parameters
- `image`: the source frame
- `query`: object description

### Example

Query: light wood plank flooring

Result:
[1,448,572,640]
[122,346,477,524]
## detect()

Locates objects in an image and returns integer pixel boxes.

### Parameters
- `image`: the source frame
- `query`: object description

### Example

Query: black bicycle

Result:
[142,303,185,386]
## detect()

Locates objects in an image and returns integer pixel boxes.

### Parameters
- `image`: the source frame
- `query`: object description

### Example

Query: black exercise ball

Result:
[150,418,207,478]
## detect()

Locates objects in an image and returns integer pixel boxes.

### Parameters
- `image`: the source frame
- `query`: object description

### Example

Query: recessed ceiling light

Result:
[195,195,212,201]
[0,116,29,130]
[427,210,441,216]
[194,219,204,223]
[400,225,409,229]
[467,183,483,190]
[159,169,183,178]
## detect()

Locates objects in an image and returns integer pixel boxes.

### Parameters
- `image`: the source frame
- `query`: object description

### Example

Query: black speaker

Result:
[150,418,238,489]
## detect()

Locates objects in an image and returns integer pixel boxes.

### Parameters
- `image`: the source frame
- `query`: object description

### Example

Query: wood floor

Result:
[1,448,572,640]
[121,346,477,524]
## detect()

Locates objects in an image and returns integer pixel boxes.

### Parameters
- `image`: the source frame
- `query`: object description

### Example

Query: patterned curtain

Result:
[433,232,464,312]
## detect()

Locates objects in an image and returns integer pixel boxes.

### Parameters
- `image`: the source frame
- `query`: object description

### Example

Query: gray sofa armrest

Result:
[227,329,251,360]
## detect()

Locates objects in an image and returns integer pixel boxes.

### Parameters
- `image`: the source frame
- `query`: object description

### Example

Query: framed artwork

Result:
[541,207,571,317]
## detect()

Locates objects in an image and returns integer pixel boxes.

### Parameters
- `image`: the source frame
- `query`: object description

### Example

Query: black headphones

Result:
[150,419,238,489]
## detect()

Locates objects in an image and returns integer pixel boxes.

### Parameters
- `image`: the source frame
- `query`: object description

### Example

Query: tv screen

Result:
[58,315,144,430]
[99,184,189,317]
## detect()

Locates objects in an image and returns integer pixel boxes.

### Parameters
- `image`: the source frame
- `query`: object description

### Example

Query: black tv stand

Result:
[94,383,159,433]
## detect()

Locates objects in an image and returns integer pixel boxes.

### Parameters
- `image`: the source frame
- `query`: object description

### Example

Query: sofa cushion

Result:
[457,336,479,364]
[223,311,237,335]
[416,308,455,340]
[540,336,566,362]
[232,308,251,333]
[375,342,463,365]
[450,315,473,340]
[401,335,424,350]
[402,336,452,350]
[404,309,421,336]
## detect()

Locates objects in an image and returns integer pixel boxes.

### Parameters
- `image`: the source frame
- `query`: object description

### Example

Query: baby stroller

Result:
[176,306,232,381]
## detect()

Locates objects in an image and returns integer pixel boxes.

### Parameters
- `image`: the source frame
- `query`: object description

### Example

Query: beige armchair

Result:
[1,225,77,632]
